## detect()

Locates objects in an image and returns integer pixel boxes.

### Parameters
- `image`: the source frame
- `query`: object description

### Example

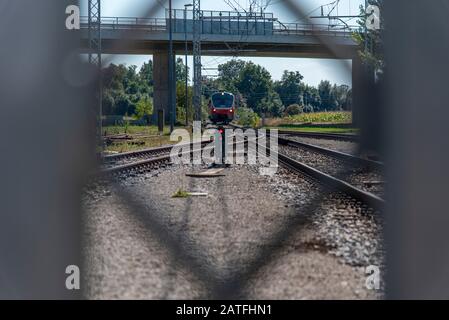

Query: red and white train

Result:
[208,91,235,124]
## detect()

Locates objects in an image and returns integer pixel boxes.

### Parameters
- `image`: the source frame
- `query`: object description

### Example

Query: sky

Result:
[81,0,364,87]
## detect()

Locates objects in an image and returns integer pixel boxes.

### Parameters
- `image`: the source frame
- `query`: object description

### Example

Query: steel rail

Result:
[231,123,358,142]
[276,150,384,211]
[102,140,210,162]
[241,132,384,210]
[277,129,359,142]
[278,135,383,170]
[99,138,246,176]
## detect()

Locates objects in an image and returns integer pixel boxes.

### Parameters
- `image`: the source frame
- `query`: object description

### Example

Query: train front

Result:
[209,92,235,124]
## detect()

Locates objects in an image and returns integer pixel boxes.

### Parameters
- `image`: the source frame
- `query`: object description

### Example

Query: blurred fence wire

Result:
[2,0,449,299]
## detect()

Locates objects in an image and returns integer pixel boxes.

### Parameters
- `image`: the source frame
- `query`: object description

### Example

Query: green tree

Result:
[134,96,153,123]
[139,60,153,84]
[217,59,247,92]
[114,92,132,116]
[259,91,284,118]
[235,62,273,113]
[318,80,338,111]
[333,84,351,110]
[342,88,352,111]
[102,90,115,115]
[102,62,155,116]
[301,84,321,111]
[176,81,193,124]
[175,57,189,84]
[274,71,304,107]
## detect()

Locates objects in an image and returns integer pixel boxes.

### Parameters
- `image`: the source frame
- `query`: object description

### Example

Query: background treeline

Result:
[101,58,352,123]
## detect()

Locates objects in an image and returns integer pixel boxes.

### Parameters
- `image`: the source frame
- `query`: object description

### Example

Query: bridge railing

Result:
[274,22,357,37]
[169,9,274,21]
[80,16,166,31]
[80,16,357,37]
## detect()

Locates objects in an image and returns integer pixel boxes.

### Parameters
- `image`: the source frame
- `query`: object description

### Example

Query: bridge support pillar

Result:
[352,55,365,128]
[352,54,379,152]
[153,50,176,125]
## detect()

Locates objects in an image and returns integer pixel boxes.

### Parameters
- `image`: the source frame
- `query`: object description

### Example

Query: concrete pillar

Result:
[153,51,170,124]
[153,51,177,125]
[352,55,380,153]
[351,55,364,128]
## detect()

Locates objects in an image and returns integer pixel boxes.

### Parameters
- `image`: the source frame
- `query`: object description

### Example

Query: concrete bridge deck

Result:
[79,14,358,58]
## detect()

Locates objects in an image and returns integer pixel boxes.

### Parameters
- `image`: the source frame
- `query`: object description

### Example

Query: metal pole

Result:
[88,0,102,147]
[184,5,189,126]
[98,1,102,145]
[192,0,202,122]
[169,0,175,132]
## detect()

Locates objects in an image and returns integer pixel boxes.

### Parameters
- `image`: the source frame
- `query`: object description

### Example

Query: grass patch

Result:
[104,125,170,136]
[103,125,191,153]
[262,112,356,134]
[172,189,190,198]
[265,126,358,134]
[264,112,352,127]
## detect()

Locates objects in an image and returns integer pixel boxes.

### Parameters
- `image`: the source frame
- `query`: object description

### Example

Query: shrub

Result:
[285,104,303,116]
[236,107,260,128]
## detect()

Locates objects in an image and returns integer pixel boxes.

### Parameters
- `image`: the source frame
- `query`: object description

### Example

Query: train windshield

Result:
[211,93,234,108]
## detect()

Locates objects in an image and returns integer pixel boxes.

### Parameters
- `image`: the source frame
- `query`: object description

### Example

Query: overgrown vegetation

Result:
[103,125,179,153]
[263,111,354,133]
[287,111,352,123]
[101,58,188,120]
[236,107,261,128]
[172,189,189,198]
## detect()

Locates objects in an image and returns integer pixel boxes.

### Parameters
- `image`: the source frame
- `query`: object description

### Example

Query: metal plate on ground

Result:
[186,168,226,178]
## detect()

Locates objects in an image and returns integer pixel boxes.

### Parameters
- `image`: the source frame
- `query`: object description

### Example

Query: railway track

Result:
[230,124,383,210]
[277,129,358,142]
[231,123,358,142]
[100,141,212,175]
[99,125,384,211]
[101,141,212,170]
[247,138,385,211]
[277,135,382,169]
[276,136,384,200]
[275,151,384,210]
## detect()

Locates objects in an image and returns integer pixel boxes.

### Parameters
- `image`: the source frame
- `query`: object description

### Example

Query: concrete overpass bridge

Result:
[80,9,362,123]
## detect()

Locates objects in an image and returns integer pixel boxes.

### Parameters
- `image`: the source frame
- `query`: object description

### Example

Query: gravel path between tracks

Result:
[279,144,384,198]
[280,135,358,155]
[83,163,383,299]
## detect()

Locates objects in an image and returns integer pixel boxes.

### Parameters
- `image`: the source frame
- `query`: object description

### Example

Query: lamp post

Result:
[184,4,193,126]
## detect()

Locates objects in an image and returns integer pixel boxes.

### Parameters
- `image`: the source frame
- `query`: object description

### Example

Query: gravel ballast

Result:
[279,144,384,198]
[281,135,358,155]
[83,160,384,299]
